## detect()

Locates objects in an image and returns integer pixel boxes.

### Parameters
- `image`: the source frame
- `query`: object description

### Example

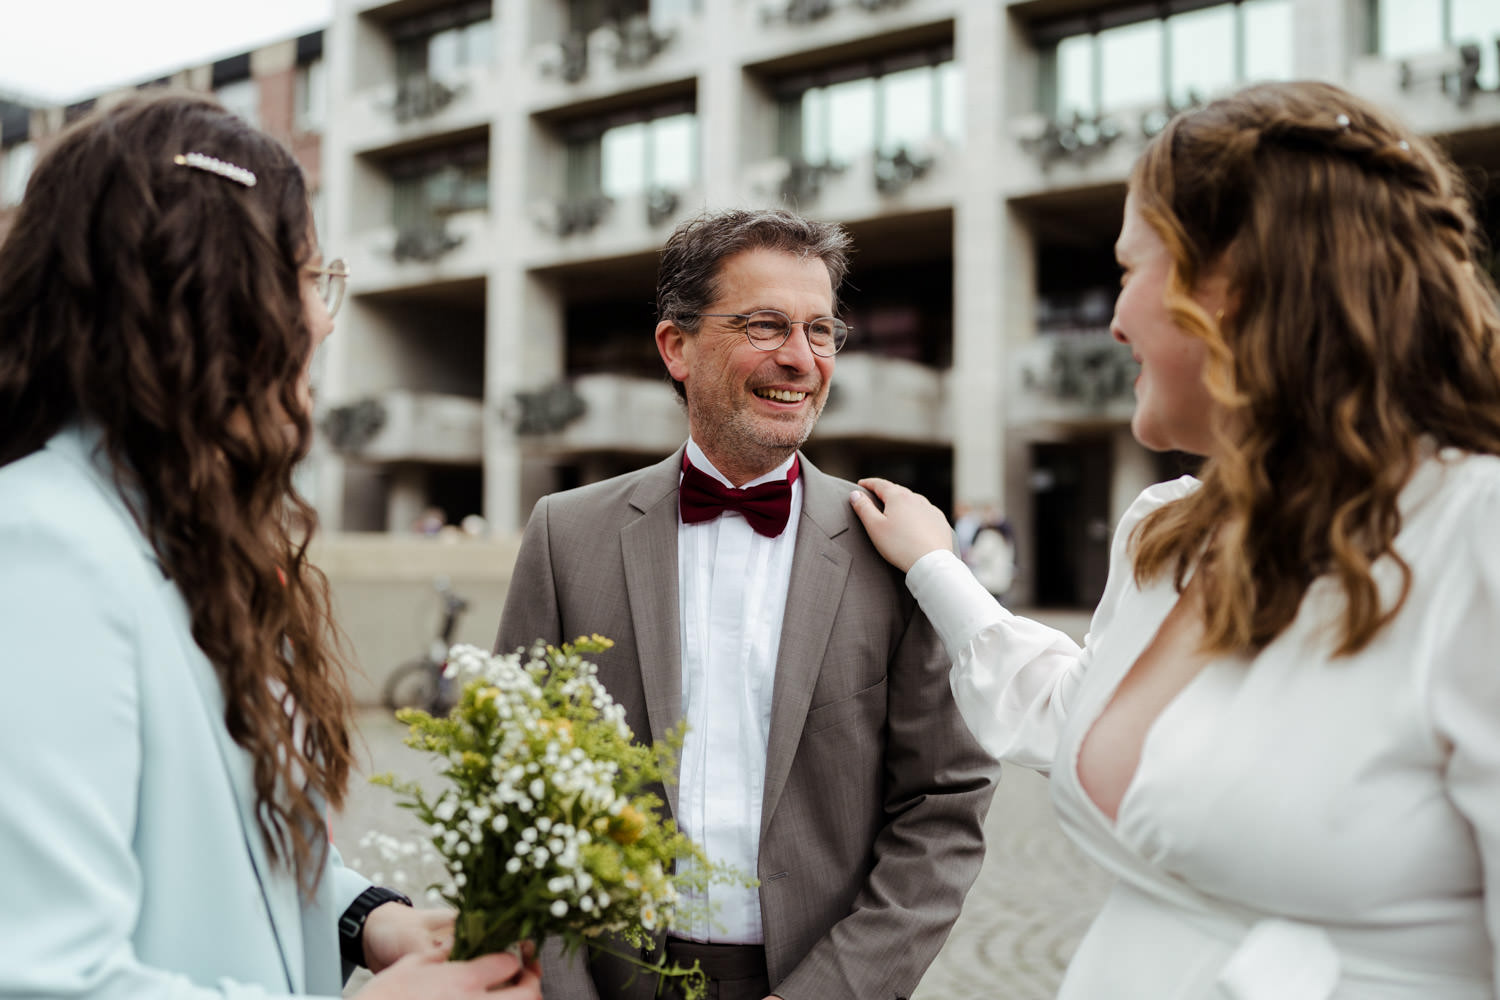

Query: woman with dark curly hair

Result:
[0,93,538,1000]
[852,80,1500,998]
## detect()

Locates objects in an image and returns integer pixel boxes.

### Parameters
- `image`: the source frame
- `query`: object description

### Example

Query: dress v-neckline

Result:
[1070,576,1213,832]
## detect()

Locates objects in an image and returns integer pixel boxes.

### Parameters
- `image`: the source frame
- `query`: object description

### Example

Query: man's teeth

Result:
[756,388,807,402]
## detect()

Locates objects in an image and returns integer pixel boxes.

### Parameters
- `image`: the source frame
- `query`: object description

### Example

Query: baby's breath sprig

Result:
[374,636,749,999]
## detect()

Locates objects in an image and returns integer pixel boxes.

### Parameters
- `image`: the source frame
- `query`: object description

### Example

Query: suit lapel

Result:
[621,450,687,818]
[760,460,852,839]
[51,427,302,992]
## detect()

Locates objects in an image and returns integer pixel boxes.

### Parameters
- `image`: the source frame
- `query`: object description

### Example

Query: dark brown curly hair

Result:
[1128,81,1500,655]
[0,91,353,891]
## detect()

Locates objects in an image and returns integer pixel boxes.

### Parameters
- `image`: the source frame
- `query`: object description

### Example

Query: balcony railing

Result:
[390,75,463,123]
[873,146,934,195]
[1397,43,1489,109]
[322,391,484,464]
[534,14,675,83]
[1012,330,1137,424]
[531,195,614,237]
[392,225,465,263]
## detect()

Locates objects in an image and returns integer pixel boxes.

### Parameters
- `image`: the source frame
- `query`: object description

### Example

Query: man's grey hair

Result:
[656,209,852,400]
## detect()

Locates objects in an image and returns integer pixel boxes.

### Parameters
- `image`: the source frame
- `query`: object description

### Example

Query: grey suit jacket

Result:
[496,449,998,1000]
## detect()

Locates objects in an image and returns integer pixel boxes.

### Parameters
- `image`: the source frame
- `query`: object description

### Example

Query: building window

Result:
[1,141,36,207]
[216,77,260,128]
[394,1,494,85]
[776,47,961,166]
[390,139,490,234]
[1040,0,1292,121]
[568,0,696,33]
[564,101,697,199]
[295,58,327,133]
[1375,0,1500,90]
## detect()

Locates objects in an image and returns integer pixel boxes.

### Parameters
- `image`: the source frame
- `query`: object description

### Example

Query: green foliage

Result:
[374,636,750,998]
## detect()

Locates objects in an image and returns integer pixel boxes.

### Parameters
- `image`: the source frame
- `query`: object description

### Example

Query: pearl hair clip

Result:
[173,152,257,187]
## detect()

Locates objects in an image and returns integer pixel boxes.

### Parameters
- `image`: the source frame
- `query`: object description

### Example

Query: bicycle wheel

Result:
[383,658,441,713]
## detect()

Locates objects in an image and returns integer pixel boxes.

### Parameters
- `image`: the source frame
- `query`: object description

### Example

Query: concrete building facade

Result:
[313,1,1500,606]
[0,33,328,259]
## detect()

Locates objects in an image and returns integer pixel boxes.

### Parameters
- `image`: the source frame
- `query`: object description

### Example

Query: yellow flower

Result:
[538,718,574,743]
[608,805,646,845]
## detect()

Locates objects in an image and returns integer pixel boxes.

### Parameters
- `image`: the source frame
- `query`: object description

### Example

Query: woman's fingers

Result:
[850,478,954,572]
[460,950,526,990]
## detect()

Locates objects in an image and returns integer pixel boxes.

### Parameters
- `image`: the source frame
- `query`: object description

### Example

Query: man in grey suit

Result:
[496,208,997,1000]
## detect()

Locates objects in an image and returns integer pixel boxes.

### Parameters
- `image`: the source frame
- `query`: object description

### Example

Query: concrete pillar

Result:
[950,0,1008,517]
[696,1,740,206]
[313,0,364,531]
[1292,0,1357,79]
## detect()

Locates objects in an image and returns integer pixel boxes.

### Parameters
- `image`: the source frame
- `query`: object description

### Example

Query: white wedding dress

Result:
[908,453,1500,999]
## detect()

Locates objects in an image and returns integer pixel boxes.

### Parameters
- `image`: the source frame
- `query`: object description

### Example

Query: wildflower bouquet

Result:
[374,635,740,998]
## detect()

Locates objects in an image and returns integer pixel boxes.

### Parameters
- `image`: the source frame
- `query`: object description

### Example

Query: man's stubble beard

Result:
[691,390,827,478]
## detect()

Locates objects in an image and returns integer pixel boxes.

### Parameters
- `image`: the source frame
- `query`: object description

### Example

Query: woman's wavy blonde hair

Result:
[0,93,353,892]
[1129,80,1500,655]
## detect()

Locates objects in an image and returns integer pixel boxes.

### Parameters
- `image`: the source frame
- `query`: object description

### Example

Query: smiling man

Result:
[496,208,998,1000]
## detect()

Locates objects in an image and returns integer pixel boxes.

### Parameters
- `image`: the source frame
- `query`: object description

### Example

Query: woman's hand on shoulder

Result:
[355,946,540,1000]
[850,477,955,573]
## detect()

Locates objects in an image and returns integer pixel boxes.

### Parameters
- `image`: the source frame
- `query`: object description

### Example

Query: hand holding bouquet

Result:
[374,636,745,998]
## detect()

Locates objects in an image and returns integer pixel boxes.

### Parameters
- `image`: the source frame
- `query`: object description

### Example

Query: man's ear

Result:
[656,319,691,382]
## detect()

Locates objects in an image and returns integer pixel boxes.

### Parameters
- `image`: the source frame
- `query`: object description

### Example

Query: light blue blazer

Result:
[0,426,369,998]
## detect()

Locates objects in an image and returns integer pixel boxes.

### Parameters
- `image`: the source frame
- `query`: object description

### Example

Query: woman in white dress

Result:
[851,81,1500,999]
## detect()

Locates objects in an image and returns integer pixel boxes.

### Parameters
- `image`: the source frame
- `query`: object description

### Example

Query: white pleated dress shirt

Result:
[675,439,801,943]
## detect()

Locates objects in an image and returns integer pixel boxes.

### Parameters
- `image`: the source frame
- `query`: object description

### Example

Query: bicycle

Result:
[381,577,470,715]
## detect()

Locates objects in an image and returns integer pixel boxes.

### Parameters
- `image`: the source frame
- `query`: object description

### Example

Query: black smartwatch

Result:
[338,885,413,968]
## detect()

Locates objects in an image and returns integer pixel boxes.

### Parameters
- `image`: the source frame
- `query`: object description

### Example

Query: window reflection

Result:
[1041,0,1291,120]
[390,140,490,234]
[1378,0,1500,90]
[1169,6,1235,107]
[565,102,698,200]
[778,48,961,166]
[394,1,494,84]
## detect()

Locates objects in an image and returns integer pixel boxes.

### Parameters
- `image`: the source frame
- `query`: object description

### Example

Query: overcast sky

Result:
[1,0,333,103]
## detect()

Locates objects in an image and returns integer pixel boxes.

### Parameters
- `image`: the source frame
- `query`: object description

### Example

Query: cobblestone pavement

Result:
[333,609,1114,1000]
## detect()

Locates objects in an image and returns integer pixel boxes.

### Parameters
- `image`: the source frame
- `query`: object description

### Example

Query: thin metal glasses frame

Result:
[683,308,851,357]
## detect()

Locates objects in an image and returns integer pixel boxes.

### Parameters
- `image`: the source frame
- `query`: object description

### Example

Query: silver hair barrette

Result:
[173,152,257,187]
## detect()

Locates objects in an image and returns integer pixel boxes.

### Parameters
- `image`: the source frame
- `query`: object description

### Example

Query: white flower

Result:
[551,900,569,917]
[506,858,522,874]
[491,815,509,833]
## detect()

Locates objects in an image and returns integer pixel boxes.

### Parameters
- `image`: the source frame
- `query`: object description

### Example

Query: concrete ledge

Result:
[312,532,523,705]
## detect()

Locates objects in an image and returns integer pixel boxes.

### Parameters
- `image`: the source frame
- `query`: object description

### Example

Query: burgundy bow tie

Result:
[679,455,800,538]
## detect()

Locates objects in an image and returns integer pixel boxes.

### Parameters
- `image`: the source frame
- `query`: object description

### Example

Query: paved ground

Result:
[333,609,1114,1000]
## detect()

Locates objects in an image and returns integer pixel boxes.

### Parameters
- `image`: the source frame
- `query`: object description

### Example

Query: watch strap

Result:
[338,885,413,968]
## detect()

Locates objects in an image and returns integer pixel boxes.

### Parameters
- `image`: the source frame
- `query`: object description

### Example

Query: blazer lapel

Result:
[760,459,852,839]
[164,578,305,992]
[51,427,302,992]
[621,450,686,818]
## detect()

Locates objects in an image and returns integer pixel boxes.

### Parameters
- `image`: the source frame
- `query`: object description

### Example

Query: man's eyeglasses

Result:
[683,309,851,357]
[304,259,349,319]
